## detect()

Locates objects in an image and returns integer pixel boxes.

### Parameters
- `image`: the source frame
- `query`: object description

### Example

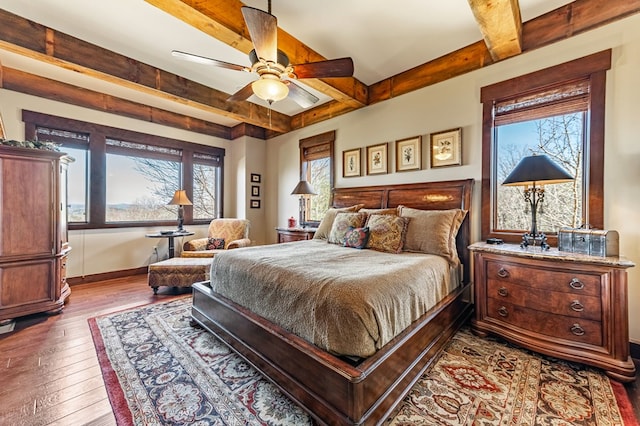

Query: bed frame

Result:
[191,179,474,425]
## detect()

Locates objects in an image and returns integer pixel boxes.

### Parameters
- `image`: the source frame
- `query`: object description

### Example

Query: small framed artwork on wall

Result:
[343,148,361,177]
[366,143,388,175]
[395,136,421,172]
[430,128,462,168]
[250,173,261,183]
[251,185,260,197]
[250,199,261,209]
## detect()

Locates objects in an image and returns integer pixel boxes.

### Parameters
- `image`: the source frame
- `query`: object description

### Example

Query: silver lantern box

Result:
[557,227,619,257]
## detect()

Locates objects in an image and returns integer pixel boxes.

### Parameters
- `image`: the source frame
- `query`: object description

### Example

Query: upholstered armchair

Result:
[181,218,251,258]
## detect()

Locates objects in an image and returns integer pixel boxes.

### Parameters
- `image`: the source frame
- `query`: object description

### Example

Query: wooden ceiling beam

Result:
[521,0,640,51]
[0,8,290,133]
[144,0,368,107]
[1,66,234,139]
[468,0,522,61]
[369,0,639,105]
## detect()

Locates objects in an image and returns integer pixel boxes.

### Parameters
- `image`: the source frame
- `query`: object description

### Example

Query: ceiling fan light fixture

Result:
[252,74,289,104]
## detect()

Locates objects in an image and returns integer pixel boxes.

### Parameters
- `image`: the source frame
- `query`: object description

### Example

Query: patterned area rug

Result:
[89,297,638,425]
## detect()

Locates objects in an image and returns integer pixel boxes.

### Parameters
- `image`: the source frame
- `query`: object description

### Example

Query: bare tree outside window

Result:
[105,155,179,222]
[193,162,219,219]
[308,157,330,221]
[496,113,584,234]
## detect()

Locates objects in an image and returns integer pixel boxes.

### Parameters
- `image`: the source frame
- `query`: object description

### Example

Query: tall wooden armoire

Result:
[0,145,71,321]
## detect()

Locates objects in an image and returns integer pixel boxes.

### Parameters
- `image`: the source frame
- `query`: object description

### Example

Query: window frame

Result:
[23,110,224,230]
[299,130,335,228]
[480,50,611,245]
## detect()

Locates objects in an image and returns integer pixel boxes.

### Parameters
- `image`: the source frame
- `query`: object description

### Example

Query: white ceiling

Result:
[0,0,573,128]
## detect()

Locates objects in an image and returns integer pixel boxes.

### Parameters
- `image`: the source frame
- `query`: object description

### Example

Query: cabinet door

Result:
[0,156,55,257]
[0,259,55,308]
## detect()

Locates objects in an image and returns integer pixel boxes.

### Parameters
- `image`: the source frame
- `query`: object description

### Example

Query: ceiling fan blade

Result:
[172,50,248,72]
[284,80,319,108]
[241,6,278,63]
[227,82,255,103]
[290,57,354,79]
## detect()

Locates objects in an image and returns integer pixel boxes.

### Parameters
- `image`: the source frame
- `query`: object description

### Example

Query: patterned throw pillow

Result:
[343,227,370,249]
[365,214,410,253]
[206,238,225,250]
[313,204,364,240]
[328,212,368,245]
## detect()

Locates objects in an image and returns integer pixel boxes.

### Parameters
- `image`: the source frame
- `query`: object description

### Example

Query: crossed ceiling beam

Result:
[0,0,639,140]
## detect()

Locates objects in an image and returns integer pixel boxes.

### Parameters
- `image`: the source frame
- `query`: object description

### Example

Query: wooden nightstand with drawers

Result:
[469,242,636,382]
[276,227,317,243]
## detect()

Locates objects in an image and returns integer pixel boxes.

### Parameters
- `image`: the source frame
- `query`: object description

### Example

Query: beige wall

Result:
[0,90,237,277]
[1,13,638,342]
[266,14,640,343]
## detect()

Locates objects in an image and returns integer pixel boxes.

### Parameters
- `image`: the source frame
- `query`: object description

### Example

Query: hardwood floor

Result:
[0,275,187,426]
[0,274,638,425]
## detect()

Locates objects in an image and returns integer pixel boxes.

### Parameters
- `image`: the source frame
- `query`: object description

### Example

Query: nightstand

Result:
[276,227,317,243]
[469,242,636,382]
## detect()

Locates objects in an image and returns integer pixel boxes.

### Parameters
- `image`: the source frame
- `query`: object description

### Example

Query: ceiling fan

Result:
[171,1,354,108]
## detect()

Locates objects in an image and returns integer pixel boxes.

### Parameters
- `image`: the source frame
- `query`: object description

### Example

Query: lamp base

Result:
[520,232,549,250]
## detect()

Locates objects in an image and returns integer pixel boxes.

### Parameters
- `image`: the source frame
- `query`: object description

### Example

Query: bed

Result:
[191,179,474,425]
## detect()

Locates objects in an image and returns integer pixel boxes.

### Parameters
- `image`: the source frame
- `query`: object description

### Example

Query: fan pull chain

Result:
[267,0,272,14]
[268,106,272,128]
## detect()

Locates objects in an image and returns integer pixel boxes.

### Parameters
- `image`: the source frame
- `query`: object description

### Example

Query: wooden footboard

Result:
[191,280,472,425]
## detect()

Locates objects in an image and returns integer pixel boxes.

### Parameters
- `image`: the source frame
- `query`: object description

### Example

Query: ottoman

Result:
[148,257,213,294]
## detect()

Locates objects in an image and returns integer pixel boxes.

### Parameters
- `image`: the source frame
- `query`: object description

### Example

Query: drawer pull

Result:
[570,323,585,336]
[569,278,584,290]
[570,300,584,312]
[498,287,509,297]
[498,306,508,317]
[497,268,510,278]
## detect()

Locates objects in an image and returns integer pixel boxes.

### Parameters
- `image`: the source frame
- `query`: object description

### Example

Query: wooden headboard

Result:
[332,179,474,284]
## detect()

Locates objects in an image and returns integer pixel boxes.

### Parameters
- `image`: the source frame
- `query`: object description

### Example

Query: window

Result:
[23,111,225,229]
[481,50,610,244]
[193,152,222,220]
[299,131,335,225]
[105,139,182,222]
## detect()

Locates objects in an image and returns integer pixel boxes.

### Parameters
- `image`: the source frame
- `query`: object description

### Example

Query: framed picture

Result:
[250,173,261,183]
[342,148,361,177]
[430,128,462,167]
[250,199,261,209]
[395,136,421,172]
[251,185,260,197]
[366,143,388,175]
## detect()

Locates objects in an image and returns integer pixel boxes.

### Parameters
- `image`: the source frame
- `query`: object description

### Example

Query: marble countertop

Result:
[468,242,635,268]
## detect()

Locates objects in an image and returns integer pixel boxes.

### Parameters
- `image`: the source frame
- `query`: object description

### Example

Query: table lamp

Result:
[167,190,192,232]
[290,180,316,228]
[502,154,574,250]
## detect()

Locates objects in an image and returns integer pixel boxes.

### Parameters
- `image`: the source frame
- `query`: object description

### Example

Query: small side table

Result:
[146,231,194,257]
[276,227,317,243]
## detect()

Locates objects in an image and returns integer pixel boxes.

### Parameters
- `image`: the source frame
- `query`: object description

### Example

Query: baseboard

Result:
[631,341,640,360]
[68,267,148,285]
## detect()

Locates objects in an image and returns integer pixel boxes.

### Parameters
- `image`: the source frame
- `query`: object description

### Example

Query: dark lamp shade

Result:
[290,180,317,195]
[502,154,574,187]
[167,189,193,205]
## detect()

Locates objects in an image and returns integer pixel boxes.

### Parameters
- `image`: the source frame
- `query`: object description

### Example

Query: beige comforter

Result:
[209,239,458,358]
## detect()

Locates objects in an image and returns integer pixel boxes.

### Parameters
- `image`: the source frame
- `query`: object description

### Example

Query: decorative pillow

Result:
[343,227,370,249]
[365,214,410,254]
[206,237,225,250]
[398,206,467,264]
[313,204,364,240]
[328,212,368,245]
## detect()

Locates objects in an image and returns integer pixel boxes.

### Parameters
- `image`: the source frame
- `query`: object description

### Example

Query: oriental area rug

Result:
[89,297,638,426]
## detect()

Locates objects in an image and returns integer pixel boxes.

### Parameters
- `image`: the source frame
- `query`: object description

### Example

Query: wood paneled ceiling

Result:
[0,0,638,140]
